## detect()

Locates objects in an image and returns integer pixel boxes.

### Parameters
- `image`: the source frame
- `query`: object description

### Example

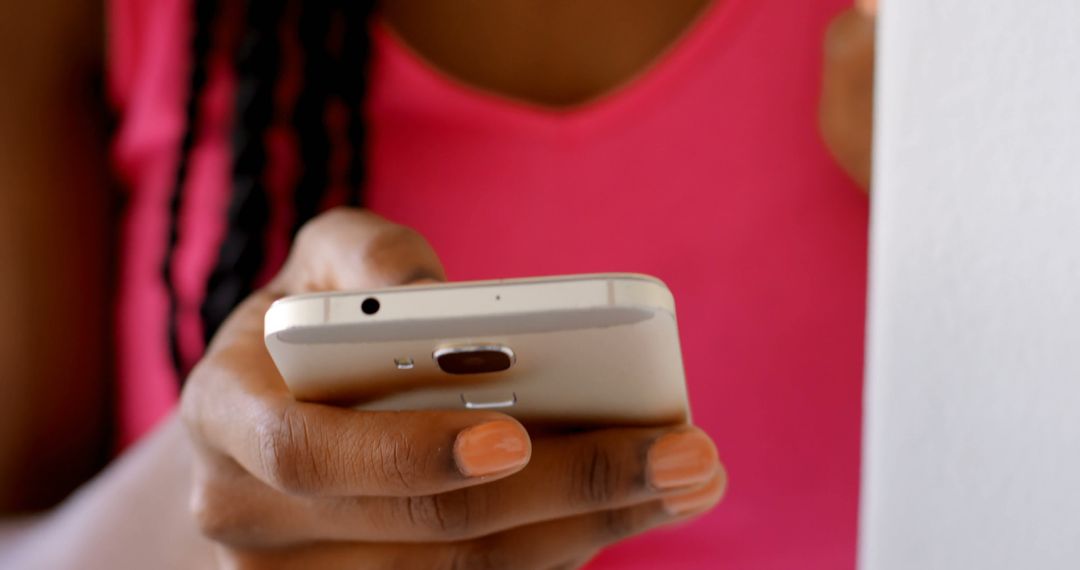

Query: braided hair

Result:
[165,0,377,380]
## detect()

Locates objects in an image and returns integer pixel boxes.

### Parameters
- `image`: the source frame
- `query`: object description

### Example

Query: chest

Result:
[364,0,866,287]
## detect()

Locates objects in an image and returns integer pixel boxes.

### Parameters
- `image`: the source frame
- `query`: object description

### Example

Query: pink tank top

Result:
[109,1,868,567]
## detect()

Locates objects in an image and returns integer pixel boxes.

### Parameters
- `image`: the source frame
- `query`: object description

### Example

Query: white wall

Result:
[860,1,1080,569]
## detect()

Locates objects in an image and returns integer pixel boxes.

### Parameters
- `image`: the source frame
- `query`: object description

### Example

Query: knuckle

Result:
[405,494,468,540]
[178,353,231,442]
[369,429,423,490]
[569,441,624,507]
[255,405,325,495]
[405,487,490,541]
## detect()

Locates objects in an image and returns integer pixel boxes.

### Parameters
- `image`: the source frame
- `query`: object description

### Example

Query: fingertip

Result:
[647,429,720,490]
[661,472,727,517]
[453,419,533,479]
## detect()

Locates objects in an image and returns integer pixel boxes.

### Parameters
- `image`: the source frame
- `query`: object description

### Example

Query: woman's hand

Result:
[181,209,726,569]
[820,0,877,190]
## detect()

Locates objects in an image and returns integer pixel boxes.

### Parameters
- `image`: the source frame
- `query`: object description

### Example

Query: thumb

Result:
[273,208,446,294]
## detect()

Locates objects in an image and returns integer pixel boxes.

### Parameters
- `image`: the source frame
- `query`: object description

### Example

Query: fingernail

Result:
[662,473,727,516]
[647,431,719,490]
[454,420,531,478]
[856,0,877,16]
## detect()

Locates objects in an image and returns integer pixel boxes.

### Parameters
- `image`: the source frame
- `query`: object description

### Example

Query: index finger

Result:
[186,340,531,497]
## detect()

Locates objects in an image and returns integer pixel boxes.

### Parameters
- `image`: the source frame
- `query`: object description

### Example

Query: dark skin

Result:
[384,0,876,185]
[1,1,875,566]
[382,0,714,108]
[821,1,877,188]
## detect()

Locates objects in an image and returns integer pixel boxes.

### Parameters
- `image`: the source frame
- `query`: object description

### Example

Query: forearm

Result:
[0,415,217,569]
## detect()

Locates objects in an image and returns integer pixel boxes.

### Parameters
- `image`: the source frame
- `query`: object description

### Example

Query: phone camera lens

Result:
[361,298,380,315]
[434,346,516,375]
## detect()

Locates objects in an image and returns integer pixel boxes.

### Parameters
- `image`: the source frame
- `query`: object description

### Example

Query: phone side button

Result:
[460,393,518,410]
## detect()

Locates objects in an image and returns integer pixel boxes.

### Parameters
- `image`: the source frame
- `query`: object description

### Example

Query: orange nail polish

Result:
[454,420,531,477]
[647,431,719,490]
[662,473,727,516]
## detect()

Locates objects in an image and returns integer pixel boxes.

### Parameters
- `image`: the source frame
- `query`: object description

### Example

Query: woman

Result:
[0,0,876,567]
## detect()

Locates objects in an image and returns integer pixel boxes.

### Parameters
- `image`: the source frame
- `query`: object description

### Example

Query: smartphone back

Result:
[265,275,690,427]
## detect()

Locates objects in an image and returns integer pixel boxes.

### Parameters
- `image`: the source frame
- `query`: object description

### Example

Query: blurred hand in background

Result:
[820,0,877,190]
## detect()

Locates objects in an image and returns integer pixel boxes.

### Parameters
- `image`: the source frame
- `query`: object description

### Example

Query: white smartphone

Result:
[264,274,690,428]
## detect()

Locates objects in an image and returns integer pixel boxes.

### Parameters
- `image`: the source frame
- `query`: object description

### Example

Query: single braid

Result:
[164,0,220,376]
[167,0,379,384]
[290,0,336,237]
[200,0,288,346]
[339,0,378,207]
